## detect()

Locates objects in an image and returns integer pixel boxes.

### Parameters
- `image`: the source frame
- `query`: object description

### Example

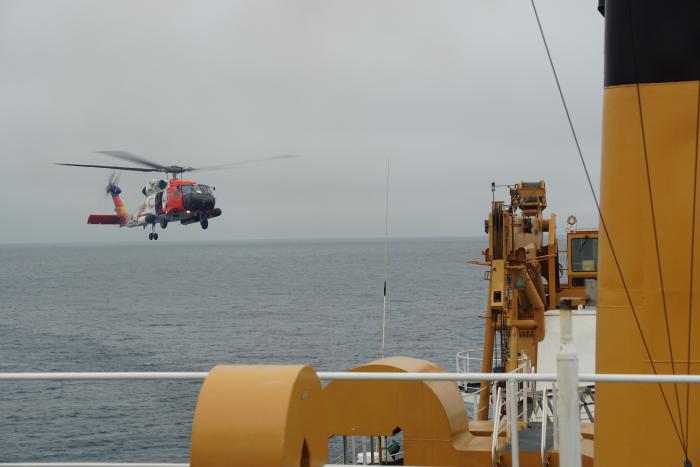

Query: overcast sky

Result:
[0,0,603,243]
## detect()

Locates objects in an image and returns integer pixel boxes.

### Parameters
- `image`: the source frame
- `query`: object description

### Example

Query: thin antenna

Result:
[381,159,390,358]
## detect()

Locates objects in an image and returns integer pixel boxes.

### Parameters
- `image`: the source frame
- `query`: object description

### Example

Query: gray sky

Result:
[0,0,603,243]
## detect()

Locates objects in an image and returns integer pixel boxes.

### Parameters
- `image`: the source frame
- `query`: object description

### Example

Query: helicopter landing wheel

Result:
[148,233,154,240]
[200,218,209,230]
[160,219,168,229]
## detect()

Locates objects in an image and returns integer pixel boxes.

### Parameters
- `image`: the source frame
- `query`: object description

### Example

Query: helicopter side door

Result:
[155,192,164,215]
[163,185,183,217]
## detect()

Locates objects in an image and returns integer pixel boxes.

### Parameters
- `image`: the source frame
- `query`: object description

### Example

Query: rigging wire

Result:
[381,159,390,359]
[633,80,687,452]
[624,0,689,456]
[685,80,700,453]
[625,0,686,448]
[527,0,687,453]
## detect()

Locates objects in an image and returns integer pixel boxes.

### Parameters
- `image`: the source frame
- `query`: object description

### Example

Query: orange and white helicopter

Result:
[57,151,295,240]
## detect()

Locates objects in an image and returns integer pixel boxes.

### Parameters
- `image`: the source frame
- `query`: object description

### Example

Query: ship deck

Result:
[501,421,553,453]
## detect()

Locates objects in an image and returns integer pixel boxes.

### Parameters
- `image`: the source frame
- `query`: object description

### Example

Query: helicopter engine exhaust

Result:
[142,179,168,196]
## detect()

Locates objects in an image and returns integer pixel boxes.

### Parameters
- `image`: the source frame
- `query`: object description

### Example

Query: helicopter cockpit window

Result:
[571,236,598,272]
[180,184,211,195]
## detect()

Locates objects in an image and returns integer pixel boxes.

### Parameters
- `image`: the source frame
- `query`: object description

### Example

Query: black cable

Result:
[527,0,687,453]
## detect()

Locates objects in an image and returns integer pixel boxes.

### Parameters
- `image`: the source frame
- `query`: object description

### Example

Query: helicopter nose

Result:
[183,193,216,211]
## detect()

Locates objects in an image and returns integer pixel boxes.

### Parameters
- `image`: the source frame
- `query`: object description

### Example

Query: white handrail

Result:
[320,372,700,383]
[522,373,528,424]
[552,385,559,451]
[0,464,187,467]
[507,379,520,467]
[0,372,207,380]
[0,465,417,467]
[540,392,548,467]
[2,371,700,383]
[491,386,502,466]
[558,309,581,467]
[529,366,538,420]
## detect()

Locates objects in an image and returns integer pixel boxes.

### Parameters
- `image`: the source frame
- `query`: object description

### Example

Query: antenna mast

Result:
[381,159,390,358]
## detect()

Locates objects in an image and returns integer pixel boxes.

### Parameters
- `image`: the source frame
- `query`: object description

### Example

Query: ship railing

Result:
[327,435,403,465]
[540,384,550,466]
[456,349,488,420]
[455,350,530,377]
[490,361,533,466]
[456,350,532,422]
[490,386,503,466]
[457,348,595,427]
[456,349,486,375]
[487,377,529,466]
[3,371,700,467]
[486,363,532,425]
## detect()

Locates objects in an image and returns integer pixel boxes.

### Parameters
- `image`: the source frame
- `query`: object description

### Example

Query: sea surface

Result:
[0,237,486,462]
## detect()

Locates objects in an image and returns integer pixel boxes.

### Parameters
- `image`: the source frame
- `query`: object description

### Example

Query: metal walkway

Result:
[502,422,553,453]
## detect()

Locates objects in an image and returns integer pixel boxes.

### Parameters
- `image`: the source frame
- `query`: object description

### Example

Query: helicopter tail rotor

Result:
[106,170,122,196]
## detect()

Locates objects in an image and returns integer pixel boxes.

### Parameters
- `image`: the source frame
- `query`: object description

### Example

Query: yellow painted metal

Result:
[547,213,558,309]
[190,357,509,466]
[323,356,498,466]
[478,182,564,418]
[489,259,506,310]
[559,230,598,307]
[566,230,598,280]
[478,297,496,420]
[511,180,547,216]
[190,364,327,467]
[596,81,700,465]
[522,265,545,342]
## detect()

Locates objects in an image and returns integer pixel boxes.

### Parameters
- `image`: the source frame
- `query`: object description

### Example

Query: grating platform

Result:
[502,421,553,453]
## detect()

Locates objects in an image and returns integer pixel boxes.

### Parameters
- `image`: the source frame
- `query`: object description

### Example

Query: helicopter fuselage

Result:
[90,178,222,240]
[127,178,219,224]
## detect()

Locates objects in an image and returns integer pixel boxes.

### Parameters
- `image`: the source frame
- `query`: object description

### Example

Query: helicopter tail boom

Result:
[111,191,128,222]
[87,185,128,226]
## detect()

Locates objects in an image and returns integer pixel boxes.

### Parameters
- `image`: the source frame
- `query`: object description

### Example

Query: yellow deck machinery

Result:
[477,181,597,422]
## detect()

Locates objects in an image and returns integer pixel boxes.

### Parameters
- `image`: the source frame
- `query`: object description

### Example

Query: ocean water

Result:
[0,237,486,462]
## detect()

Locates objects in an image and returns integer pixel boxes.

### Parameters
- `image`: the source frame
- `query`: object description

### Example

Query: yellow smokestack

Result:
[595,1,700,465]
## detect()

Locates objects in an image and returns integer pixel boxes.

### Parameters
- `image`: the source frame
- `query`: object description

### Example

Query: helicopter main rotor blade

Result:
[55,162,157,172]
[96,150,169,170]
[57,152,298,175]
[190,154,300,172]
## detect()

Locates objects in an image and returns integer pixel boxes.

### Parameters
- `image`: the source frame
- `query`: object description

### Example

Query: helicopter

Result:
[56,150,295,240]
